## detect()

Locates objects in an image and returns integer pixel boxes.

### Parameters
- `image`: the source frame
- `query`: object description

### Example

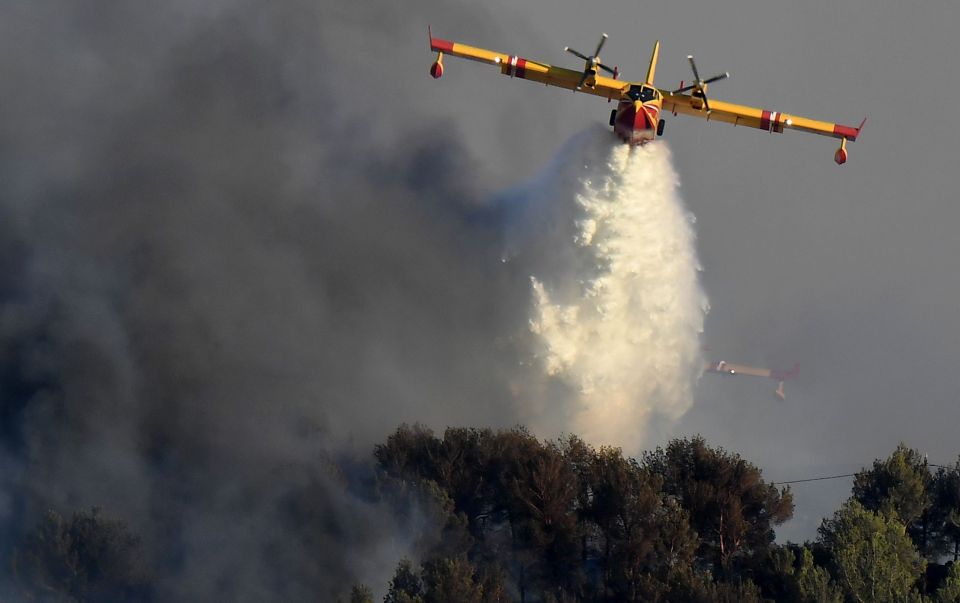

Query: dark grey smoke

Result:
[0,1,550,598]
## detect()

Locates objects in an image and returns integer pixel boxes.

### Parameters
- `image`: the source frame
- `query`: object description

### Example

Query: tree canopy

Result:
[9,430,960,602]
[819,501,925,603]
[644,436,794,575]
[12,507,152,603]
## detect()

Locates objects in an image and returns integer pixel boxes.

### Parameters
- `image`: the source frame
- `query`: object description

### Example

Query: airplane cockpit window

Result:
[628,85,656,102]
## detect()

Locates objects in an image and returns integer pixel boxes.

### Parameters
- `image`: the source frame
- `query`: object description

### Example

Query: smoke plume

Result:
[0,2,707,599]
[0,1,533,599]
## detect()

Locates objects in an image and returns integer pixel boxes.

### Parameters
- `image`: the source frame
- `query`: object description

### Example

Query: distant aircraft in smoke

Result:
[703,360,800,401]
[428,29,865,164]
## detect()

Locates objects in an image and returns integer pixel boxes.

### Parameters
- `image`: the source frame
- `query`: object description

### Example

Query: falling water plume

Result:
[518,126,708,451]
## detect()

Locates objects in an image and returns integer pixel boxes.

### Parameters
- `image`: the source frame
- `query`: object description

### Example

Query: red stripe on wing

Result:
[833,124,859,141]
[431,38,455,53]
[759,110,771,131]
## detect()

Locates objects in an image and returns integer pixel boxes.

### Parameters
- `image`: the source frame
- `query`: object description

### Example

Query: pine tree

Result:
[12,507,152,603]
[930,460,960,561]
[643,436,793,576]
[385,558,424,603]
[852,443,933,553]
[421,556,484,603]
[818,501,925,603]
[932,562,960,603]
[348,584,375,603]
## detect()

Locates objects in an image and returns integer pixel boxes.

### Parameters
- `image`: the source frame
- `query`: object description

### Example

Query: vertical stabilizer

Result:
[645,40,660,86]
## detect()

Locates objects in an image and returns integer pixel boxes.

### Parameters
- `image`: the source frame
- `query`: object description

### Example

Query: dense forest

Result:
[8,428,960,602]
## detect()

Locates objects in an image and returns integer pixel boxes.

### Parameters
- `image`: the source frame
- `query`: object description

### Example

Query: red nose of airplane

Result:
[614,101,658,143]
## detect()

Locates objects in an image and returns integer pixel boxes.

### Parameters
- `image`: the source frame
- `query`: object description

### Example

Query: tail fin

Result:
[645,40,660,86]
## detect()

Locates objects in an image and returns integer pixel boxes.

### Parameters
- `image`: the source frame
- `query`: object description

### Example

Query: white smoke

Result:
[511,126,708,452]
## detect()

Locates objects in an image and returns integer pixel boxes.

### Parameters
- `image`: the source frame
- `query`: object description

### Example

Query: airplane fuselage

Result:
[613,99,661,145]
[611,83,663,145]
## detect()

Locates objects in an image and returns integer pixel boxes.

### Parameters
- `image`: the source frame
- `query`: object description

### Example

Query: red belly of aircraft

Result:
[614,101,659,145]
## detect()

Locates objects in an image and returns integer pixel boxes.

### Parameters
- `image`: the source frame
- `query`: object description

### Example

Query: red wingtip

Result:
[772,362,800,381]
[857,116,868,136]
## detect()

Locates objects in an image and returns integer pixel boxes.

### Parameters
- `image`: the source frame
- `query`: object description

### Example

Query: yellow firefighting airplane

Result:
[429,30,865,164]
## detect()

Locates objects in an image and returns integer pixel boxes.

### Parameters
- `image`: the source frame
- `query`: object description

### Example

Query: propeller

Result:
[672,55,729,113]
[565,33,617,89]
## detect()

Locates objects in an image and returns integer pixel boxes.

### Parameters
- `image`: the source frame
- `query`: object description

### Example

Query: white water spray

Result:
[512,126,707,452]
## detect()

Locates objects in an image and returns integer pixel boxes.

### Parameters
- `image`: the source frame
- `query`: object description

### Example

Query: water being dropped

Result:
[516,126,708,451]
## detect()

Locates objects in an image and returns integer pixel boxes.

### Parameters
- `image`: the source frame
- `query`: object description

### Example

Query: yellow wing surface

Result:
[704,360,797,400]
[705,362,773,378]
[429,33,627,102]
[661,91,862,139]
[660,89,866,163]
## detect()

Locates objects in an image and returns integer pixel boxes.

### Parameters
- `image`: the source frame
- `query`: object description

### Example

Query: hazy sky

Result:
[418,0,960,540]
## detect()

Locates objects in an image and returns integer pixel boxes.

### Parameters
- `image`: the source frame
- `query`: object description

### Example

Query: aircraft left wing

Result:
[429,31,627,101]
[660,90,866,164]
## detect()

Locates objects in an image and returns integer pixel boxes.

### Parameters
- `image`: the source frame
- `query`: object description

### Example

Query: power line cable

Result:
[773,473,857,486]
[772,462,958,486]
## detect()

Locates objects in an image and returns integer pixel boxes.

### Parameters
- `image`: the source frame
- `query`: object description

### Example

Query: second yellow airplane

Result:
[429,30,865,164]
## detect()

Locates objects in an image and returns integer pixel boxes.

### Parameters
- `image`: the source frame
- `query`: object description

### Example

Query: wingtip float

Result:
[428,29,863,165]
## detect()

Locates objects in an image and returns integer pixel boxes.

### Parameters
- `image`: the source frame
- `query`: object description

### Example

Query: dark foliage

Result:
[376,426,792,602]
[929,461,960,562]
[11,431,960,602]
[11,507,152,602]
[643,436,794,577]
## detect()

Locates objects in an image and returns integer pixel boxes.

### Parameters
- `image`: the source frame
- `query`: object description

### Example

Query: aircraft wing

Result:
[660,91,865,142]
[430,33,628,101]
[705,361,772,378]
[705,360,798,400]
